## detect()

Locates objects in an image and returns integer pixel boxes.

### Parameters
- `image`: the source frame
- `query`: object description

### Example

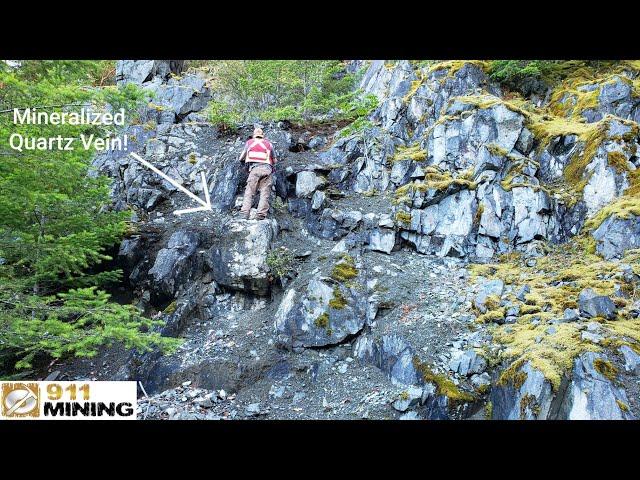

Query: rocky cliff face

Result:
[71,60,640,420]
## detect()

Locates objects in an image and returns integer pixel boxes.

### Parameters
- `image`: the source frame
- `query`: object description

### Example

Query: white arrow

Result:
[129,152,212,216]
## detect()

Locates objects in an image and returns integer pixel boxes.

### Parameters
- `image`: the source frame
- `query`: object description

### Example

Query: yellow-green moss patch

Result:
[497,358,528,389]
[163,301,177,314]
[395,211,412,225]
[476,309,506,324]
[428,60,490,78]
[391,144,427,163]
[607,151,631,174]
[413,358,475,405]
[593,358,618,381]
[616,399,630,413]
[330,254,358,282]
[484,401,493,419]
[403,79,424,103]
[584,195,640,231]
[328,287,348,309]
[394,167,476,200]
[314,312,330,330]
[471,242,640,390]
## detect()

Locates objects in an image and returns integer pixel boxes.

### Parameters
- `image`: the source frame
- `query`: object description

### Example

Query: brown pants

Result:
[240,164,273,219]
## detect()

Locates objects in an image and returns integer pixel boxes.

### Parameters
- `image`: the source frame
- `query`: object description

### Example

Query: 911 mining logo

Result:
[0,381,137,420]
[1,383,40,418]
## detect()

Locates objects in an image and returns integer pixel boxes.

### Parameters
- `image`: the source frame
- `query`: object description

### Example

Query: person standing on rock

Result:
[237,127,277,220]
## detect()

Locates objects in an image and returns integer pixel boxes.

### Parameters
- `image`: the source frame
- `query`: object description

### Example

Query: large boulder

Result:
[208,157,245,212]
[592,214,640,260]
[353,333,421,385]
[205,219,275,295]
[427,102,524,172]
[449,349,487,376]
[367,228,396,254]
[559,353,635,420]
[295,171,326,198]
[274,274,369,349]
[400,189,477,257]
[473,278,504,313]
[490,362,555,420]
[142,74,211,123]
[619,345,640,375]
[580,75,640,123]
[578,288,617,320]
[582,153,630,218]
[511,186,552,244]
[148,230,202,300]
[360,60,415,102]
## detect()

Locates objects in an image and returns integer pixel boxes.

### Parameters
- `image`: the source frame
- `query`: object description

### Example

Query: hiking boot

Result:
[236,211,249,220]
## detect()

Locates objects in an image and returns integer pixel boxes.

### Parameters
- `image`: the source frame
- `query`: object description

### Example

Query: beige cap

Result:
[253,127,264,138]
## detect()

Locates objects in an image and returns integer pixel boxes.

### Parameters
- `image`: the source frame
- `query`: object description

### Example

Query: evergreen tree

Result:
[0,60,179,376]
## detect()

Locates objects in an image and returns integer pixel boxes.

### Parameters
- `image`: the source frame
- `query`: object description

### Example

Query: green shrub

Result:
[266,246,296,278]
[337,117,374,139]
[488,60,557,85]
[199,61,378,126]
[205,99,242,131]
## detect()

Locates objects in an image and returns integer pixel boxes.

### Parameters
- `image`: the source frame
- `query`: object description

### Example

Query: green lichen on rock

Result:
[519,393,541,419]
[395,211,412,225]
[314,312,330,330]
[394,167,476,201]
[413,357,474,405]
[616,399,630,412]
[391,144,427,163]
[328,286,347,309]
[330,254,358,282]
[484,401,493,419]
[593,358,618,381]
[163,301,177,315]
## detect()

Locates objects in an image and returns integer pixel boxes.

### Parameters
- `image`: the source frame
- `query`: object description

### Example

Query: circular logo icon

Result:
[2,383,39,417]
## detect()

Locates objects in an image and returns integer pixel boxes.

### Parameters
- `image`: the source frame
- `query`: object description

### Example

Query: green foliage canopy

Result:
[0,60,179,374]
[197,60,378,128]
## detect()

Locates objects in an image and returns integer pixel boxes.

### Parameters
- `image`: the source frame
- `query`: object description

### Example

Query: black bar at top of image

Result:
[2,10,639,60]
